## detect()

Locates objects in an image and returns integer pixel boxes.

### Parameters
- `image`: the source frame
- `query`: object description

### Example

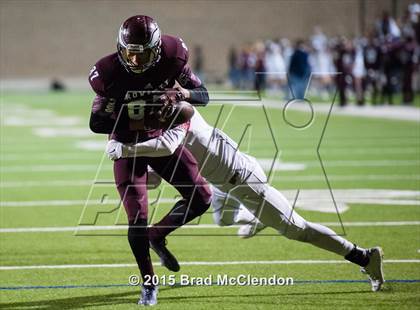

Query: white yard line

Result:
[243,97,420,122]
[0,154,101,161]
[1,197,419,208]
[1,221,419,233]
[3,159,419,173]
[1,189,419,209]
[1,259,419,271]
[0,160,420,177]
[273,175,420,181]
[0,180,94,188]
[304,160,420,167]
[1,164,107,172]
[0,198,174,207]
[2,146,418,157]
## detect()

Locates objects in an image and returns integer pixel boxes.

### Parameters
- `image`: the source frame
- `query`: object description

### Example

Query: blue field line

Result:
[1,279,419,290]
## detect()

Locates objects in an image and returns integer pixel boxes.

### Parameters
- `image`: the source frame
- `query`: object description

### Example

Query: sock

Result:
[150,199,210,240]
[344,244,370,267]
[128,219,154,286]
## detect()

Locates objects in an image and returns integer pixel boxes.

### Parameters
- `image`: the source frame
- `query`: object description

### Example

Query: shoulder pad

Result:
[161,35,189,64]
[88,53,120,96]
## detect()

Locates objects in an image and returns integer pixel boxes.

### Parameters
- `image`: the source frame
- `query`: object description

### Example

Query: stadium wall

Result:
[0,0,413,84]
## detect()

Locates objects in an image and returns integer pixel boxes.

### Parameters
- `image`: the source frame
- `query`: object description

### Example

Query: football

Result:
[147,100,194,129]
[169,100,195,125]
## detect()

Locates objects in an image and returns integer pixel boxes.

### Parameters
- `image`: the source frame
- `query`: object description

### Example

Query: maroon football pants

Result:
[114,146,211,283]
[114,146,212,223]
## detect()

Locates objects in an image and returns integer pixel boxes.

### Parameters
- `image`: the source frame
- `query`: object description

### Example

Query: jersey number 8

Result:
[127,100,146,120]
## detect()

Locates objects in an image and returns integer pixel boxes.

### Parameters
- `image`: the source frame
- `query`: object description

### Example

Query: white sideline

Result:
[1,221,419,233]
[1,198,420,208]
[2,146,419,157]
[1,259,419,271]
[1,176,419,189]
[249,97,420,122]
[273,175,420,181]
[0,198,174,207]
[4,159,417,173]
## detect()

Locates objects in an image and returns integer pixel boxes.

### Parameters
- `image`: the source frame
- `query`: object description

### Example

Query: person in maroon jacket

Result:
[363,33,382,105]
[400,35,418,105]
[88,15,212,306]
[333,37,356,107]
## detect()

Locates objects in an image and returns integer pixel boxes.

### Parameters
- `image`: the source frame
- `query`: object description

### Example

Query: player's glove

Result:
[106,139,123,161]
[154,89,186,122]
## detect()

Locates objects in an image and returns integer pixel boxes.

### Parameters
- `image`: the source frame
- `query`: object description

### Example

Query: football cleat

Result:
[138,284,158,306]
[237,219,266,238]
[150,238,180,272]
[360,247,385,292]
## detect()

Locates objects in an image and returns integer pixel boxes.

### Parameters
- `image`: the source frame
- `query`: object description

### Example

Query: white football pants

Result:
[211,160,354,257]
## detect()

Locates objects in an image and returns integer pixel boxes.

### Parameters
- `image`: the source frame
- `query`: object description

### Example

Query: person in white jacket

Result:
[106,106,384,292]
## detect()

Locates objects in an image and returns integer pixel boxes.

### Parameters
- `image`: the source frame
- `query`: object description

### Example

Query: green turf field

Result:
[0,91,419,309]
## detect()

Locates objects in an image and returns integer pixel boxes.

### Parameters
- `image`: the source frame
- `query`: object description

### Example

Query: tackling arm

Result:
[106,123,189,160]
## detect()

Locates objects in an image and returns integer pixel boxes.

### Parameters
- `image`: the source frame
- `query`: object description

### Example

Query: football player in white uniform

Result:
[106,106,385,292]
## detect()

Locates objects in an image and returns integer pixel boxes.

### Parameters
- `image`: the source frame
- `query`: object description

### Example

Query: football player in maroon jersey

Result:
[88,15,211,306]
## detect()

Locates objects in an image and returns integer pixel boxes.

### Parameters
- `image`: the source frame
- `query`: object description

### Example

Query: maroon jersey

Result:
[88,35,202,143]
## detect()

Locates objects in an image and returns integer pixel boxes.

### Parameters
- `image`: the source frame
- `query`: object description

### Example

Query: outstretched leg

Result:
[224,162,384,291]
[148,146,212,238]
[114,158,155,285]
[147,146,212,271]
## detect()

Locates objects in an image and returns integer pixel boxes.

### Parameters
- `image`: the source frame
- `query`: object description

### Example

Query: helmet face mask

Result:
[117,15,162,74]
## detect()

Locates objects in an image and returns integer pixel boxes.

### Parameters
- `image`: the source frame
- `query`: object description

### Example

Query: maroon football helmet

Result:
[117,15,161,73]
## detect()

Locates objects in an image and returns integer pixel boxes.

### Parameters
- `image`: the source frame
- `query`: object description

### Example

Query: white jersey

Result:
[186,108,259,184]
[123,107,261,185]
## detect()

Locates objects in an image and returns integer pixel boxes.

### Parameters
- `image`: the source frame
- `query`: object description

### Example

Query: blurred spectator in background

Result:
[310,26,334,99]
[380,35,401,105]
[288,39,311,99]
[409,3,420,44]
[50,78,66,92]
[376,11,401,40]
[264,40,287,95]
[239,43,256,89]
[400,8,419,105]
[225,3,418,105]
[353,38,366,105]
[280,38,294,70]
[253,41,266,92]
[363,31,382,105]
[333,37,355,106]
[193,45,205,83]
[400,34,417,104]
[228,46,241,89]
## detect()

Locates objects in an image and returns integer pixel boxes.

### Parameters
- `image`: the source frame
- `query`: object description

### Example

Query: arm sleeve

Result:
[176,64,209,106]
[122,123,189,157]
[89,95,118,134]
[89,95,133,134]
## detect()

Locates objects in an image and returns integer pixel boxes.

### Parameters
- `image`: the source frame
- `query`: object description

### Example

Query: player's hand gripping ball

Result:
[153,88,194,127]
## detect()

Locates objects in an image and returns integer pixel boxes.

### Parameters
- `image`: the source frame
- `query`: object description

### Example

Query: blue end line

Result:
[0,279,419,290]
